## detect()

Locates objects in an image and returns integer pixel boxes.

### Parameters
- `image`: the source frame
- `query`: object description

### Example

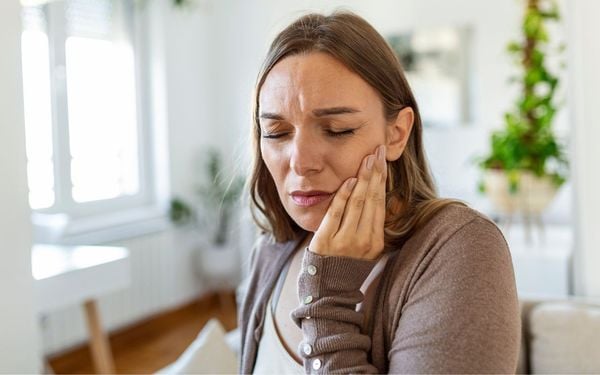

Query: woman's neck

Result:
[299,231,313,251]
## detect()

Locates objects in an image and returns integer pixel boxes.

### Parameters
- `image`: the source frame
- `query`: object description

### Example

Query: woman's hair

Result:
[248,10,465,249]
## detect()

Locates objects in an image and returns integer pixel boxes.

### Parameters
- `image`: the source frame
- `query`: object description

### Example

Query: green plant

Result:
[170,148,245,246]
[477,0,568,192]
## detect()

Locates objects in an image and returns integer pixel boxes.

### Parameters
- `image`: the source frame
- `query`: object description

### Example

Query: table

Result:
[32,244,131,374]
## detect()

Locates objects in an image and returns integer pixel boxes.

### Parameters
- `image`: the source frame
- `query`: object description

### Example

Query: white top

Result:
[253,293,304,374]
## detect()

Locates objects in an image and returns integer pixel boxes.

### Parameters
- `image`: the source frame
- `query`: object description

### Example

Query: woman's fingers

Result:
[311,145,387,258]
[314,177,357,241]
[337,153,375,234]
[356,145,386,245]
[371,146,387,254]
[357,146,385,229]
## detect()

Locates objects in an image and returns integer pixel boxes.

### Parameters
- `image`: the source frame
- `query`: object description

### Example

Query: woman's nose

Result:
[289,132,322,176]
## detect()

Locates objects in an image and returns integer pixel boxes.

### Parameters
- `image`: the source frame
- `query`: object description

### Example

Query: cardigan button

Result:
[312,358,322,370]
[306,264,317,275]
[303,295,313,304]
[303,343,313,355]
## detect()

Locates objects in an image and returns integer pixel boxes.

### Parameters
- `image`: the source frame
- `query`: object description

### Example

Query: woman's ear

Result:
[385,107,414,161]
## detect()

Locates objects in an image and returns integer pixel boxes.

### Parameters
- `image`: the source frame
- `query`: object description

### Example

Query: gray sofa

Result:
[517,297,600,373]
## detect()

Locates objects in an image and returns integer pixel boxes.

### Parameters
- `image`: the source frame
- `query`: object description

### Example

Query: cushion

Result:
[156,318,238,374]
[225,327,241,356]
[529,302,600,373]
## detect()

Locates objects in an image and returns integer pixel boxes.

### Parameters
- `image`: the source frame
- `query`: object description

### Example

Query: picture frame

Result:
[387,26,472,128]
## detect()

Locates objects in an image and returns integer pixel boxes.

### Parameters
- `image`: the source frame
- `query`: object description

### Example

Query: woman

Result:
[239,11,520,374]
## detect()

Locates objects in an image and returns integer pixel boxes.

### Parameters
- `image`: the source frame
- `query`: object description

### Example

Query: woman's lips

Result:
[290,192,333,207]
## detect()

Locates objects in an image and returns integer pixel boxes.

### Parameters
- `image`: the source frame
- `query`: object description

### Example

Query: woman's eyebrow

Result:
[259,106,360,120]
[259,112,284,120]
[312,106,360,117]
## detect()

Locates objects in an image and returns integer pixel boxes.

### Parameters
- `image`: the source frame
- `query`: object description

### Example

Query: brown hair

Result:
[248,11,465,249]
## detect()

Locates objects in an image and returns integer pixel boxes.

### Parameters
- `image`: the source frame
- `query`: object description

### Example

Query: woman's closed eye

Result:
[261,132,288,139]
[262,128,356,139]
[260,121,286,139]
[325,128,356,137]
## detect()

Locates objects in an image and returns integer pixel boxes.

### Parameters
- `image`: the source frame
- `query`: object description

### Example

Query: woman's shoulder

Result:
[382,202,516,327]
[430,201,497,227]
[390,202,510,277]
[416,202,505,247]
[248,232,278,267]
[382,203,520,373]
[247,231,301,271]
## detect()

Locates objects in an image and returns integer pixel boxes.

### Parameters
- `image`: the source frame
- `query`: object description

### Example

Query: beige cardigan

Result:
[239,204,521,373]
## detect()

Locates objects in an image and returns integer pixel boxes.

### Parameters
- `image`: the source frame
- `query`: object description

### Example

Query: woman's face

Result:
[258,52,391,232]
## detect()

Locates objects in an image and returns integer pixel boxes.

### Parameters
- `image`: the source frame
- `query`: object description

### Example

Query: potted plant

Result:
[170,148,245,285]
[477,0,568,219]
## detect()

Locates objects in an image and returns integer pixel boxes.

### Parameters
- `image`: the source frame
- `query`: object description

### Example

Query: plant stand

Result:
[484,169,558,246]
[502,224,572,298]
[499,212,546,246]
[194,242,241,297]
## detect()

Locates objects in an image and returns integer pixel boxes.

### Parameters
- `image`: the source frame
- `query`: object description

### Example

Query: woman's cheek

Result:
[261,147,285,190]
[260,142,274,170]
[342,154,367,180]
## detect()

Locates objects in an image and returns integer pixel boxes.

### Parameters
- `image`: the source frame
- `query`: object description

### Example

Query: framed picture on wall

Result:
[387,26,472,128]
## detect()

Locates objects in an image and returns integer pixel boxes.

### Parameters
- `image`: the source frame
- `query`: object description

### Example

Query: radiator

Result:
[40,210,257,356]
[39,228,193,355]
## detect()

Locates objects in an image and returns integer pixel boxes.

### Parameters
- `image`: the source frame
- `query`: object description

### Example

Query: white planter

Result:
[483,170,559,215]
[194,242,241,290]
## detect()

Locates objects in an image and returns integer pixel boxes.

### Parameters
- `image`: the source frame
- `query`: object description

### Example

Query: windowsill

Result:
[32,205,171,245]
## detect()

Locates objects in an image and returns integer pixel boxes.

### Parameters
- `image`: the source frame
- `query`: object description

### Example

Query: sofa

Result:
[160,297,600,374]
[517,297,600,373]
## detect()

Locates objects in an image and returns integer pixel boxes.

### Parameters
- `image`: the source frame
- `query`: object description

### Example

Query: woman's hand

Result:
[308,144,387,260]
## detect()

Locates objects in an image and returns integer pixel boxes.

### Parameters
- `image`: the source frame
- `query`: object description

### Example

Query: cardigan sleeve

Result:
[291,249,380,373]
[387,217,521,373]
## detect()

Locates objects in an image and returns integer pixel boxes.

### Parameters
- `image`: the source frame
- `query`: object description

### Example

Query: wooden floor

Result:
[48,291,238,374]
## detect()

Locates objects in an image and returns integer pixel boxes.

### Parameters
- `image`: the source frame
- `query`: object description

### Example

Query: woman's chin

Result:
[298,222,319,233]
[292,211,325,233]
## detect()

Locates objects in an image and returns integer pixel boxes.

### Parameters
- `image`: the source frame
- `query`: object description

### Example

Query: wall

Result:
[569,0,600,297]
[0,0,42,371]
[170,0,572,223]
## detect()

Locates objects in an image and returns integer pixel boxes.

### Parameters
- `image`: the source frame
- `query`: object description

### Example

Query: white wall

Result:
[163,0,572,224]
[0,0,42,372]
[161,2,223,199]
[569,0,600,297]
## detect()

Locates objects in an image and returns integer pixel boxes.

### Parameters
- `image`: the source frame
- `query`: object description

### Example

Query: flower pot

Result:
[483,169,558,215]
[194,242,240,289]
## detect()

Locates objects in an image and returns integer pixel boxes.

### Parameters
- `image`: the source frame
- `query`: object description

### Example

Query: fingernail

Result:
[346,178,357,191]
[366,155,374,170]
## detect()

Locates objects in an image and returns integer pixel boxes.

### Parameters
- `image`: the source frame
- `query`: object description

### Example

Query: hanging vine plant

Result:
[477,0,568,193]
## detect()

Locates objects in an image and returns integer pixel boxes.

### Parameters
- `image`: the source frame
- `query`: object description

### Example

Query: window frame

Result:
[24,0,168,244]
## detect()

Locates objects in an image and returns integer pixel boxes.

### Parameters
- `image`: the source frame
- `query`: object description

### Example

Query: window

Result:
[21,0,163,243]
